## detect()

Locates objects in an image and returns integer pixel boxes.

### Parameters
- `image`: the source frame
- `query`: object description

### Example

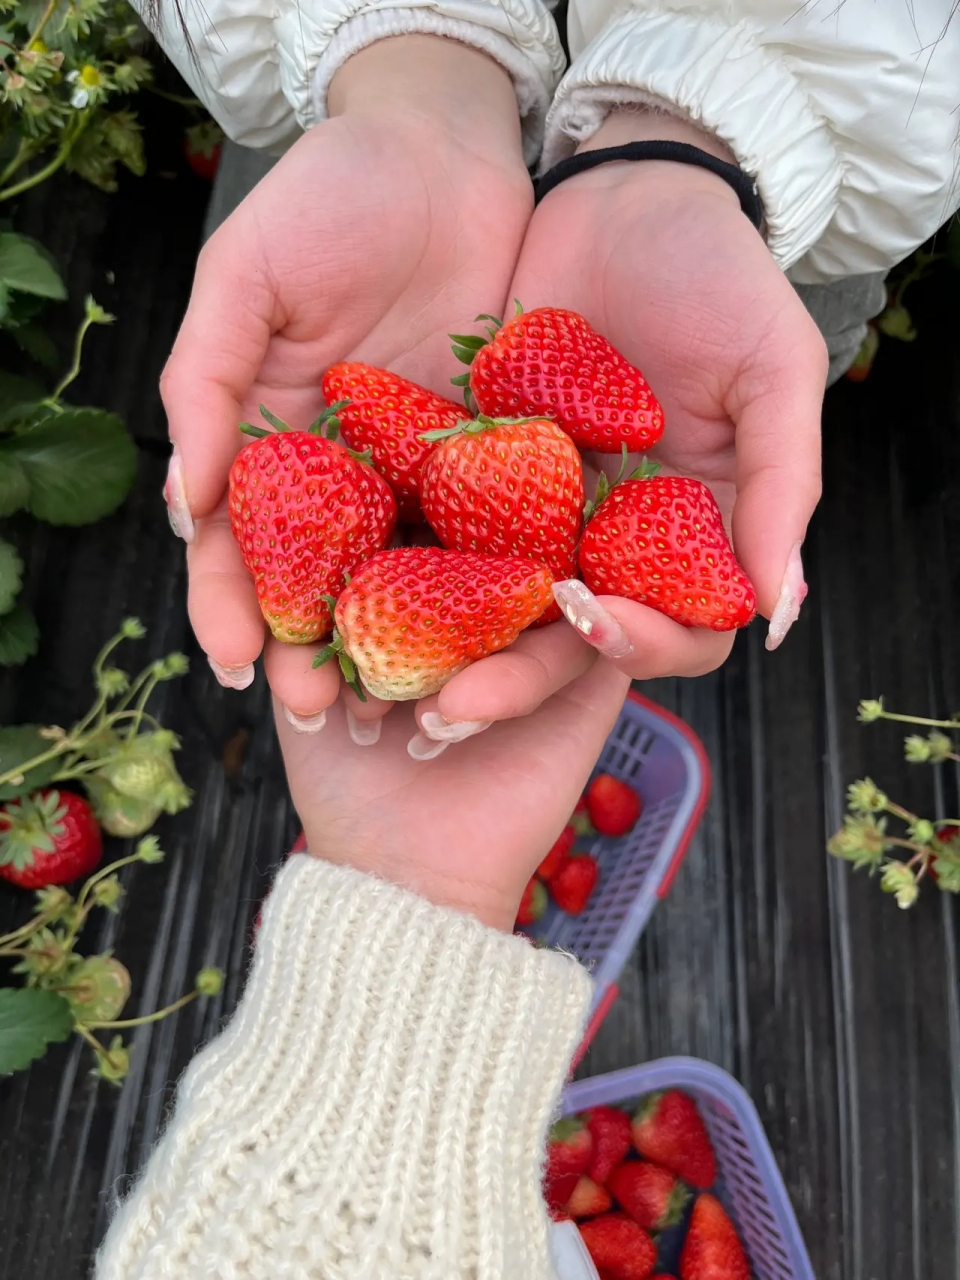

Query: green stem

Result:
[84,989,198,1030]
[0,945,28,957]
[144,85,203,108]
[0,738,73,790]
[0,118,83,204]
[73,851,142,917]
[26,0,60,47]
[884,801,919,824]
[0,905,61,948]
[0,137,37,191]
[124,675,160,740]
[46,287,99,404]
[886,836,925,853]
[74,1022,123,1071]
[876,710,960,730]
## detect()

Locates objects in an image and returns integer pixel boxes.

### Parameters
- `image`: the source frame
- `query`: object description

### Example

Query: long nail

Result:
[283,705,326,735]
[407,714,490,761]
[208,657,255,690]
[163,445,195,543]
[765,543,808,652]
[552,581,633,659]
[347,709,381,746]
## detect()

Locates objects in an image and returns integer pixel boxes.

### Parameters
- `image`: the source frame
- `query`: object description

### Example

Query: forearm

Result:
[97,856,591,1279]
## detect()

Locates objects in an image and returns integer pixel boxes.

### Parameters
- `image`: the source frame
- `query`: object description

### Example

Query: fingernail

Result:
[552,581,633,659]
[163,445,194,543]
[407,715,491,761]
[282,705,327,735]
[347,708,381,746]
[208,657,255,690]
[765,543,808,652]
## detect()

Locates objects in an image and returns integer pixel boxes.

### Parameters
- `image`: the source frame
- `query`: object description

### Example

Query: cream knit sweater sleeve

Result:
[95,855,592,1279]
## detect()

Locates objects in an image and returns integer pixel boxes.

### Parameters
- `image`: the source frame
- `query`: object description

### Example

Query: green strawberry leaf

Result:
[0,371,47,429]
[0,724,61,799]
[12,323,60,370]
[0,454,30,516]
[0,603,39,668]
[0,987,74,1075]
[0,536,22,614]
[0,233,66,301]
[0,408,137,525]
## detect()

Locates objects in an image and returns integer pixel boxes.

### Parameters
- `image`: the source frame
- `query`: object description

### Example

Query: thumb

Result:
[729,333,826,650]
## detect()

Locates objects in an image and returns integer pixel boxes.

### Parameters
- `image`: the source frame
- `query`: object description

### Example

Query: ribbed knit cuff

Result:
[97,856,591,1279]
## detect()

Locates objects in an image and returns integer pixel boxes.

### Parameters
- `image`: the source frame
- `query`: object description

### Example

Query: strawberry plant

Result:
[0,617,205,1081]
[0,288,137,665]
[828,698,960,907]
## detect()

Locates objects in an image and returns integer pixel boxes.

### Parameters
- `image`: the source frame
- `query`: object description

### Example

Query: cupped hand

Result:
[278,655,631,930]
[160,36,534,727]
[428,110,828,733]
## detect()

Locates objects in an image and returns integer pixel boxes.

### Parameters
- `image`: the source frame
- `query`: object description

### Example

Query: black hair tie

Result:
[535,140,763,232]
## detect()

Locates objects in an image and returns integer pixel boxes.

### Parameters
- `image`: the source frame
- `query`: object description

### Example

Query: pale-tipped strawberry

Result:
[566,1175,612,1220]
[228,403,396,644]
[322,363,463,521]
[451,306,664,454]
[608,1161,690,1231]
[679,1194,749,1280]
[545,1117,594,1213]
[314,547,553,702]
[0,790,102,889]
[579,459,756,632]
[419,414,584,623]
[632,1091,716,1190]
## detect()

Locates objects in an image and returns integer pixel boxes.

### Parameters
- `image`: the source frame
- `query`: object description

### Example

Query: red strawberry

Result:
[579,467,757,632]
[0,790,102,889]
[545,1117,594,1213]
[316,547,553,701]
[608,1162,690,1231]
[844,323,879,383]
[578,1213,657,1280]
[184,121,224,181]
[632,1092,716,1190]
[549,854,599,915]
[584,1106,634,1185]
[229,405,396,644]
[419,415,584,624]
[321,363,463,522]
[538,824,575,881]
[679,1194,749,1280]
[585,775,642,837]
[516,876,547,926]
[566,1175,612,1219]
[453,307,664,454]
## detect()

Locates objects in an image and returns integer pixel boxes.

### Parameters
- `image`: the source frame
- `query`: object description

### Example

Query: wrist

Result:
[328,35,524,164]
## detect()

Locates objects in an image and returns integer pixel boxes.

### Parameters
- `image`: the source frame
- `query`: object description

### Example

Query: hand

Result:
[392,110,827,743]
[160,36,534,730]
[277,657,631,930]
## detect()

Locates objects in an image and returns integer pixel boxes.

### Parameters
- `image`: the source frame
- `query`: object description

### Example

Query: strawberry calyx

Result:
[449,301,525,409]
[583,447,661,522]
[418,412,541,444]
[311,598,368,703]
[238,401,373,465]
[0,790,67,871]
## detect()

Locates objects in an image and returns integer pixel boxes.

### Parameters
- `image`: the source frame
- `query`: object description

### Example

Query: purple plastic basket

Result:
[562,1057,815,1280]
[526,692,710,1051]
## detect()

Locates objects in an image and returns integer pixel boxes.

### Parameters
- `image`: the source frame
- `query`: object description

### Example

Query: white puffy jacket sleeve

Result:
[132,0,564,163]
[545,1,960,283]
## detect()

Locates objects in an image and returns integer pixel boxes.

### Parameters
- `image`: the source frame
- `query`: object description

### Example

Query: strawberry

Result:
[608,1162,690,1231]
[452,306,664,454]
[228,404,396,644]
[419,414,584,622]
[544,1117,594,1213]
[316,547,553,701]
[516,876,547,926]
[321,363,463,522]
[0,790,102,889]
[585,774,642,837]
[538,824,575,881]
[844,323,879,383]
[632,1092,716,1190]
[566,1175,612,1220]
[184,121,223,181]
[584,1106,634,1185]
[578,1213,657,1280]
[579,464,756,632]
[549,853,599,915]
[679,1194,749,1280]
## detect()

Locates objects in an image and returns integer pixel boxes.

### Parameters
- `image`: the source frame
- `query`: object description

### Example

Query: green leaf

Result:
[0,537,22,614]
[0,234,66,301]
[0,371,45,418]
[1,408,137,525]
[12,323,59,370]
[0,454,30,515]
[0,987,74,1075]
[0,724,59,800]
[0,603,39,668]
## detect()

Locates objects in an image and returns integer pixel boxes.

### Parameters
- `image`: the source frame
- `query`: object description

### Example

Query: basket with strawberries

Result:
[227,304,758,701]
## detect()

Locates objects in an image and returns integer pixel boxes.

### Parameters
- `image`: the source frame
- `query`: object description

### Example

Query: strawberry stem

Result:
[239,423,271,438]
[82,988,199,1030]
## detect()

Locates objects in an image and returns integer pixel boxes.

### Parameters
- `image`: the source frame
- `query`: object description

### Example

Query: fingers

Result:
[728,313,826,643]
[187,504,265,681]
[161,228,276,521]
